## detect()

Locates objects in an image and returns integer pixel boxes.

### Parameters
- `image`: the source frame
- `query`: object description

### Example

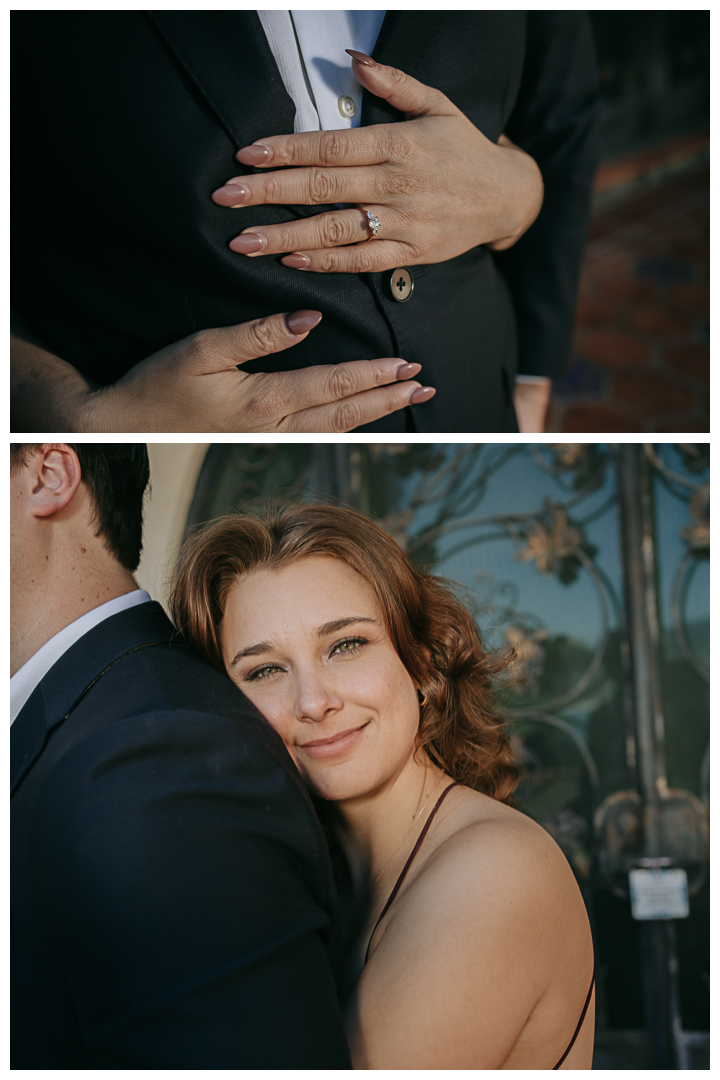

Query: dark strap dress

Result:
[365,782,594,1069]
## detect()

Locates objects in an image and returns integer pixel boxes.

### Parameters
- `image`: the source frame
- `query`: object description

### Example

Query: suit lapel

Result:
[10,685,47,797]
[148,11,327,220]
[148,11,296,150]
[10,602,174,797]
[147,12,445,218]
[362,11,447,127]
[149,11,441,137]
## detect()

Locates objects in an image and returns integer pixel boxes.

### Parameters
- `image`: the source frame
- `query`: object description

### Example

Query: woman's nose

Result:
[294,669,343,723]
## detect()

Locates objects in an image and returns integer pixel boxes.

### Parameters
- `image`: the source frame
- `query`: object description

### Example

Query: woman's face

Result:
[220,555,421,802]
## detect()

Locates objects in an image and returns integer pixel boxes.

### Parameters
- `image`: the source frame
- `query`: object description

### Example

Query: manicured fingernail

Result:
[346,49,378,68]
[211,183,249,206]
[285,309,323,335]
[229,232,266,254]
[409,386,436,404]
[281,253,310,269]
[396,363,421,380]
[236,144,271,166]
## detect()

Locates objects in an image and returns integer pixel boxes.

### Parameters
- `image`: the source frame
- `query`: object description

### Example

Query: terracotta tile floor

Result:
[546,162,709,433]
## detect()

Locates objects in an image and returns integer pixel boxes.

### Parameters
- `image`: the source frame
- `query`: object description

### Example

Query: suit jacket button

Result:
[390,267,414,302]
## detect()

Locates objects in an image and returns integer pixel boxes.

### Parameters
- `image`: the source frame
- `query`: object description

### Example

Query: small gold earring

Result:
[418,689,428,706]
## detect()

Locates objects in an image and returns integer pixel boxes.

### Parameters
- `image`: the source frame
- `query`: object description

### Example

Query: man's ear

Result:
[28,445,82,518]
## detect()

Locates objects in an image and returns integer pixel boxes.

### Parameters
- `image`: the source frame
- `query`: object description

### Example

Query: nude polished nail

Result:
[409,386,436,404]
[237,144,271,166]
[345,49,378,68]
[285,310,323,335]
[281,253,310,269]
[211,183,249,206]
[229,232,266,254]
[396,363,421,380]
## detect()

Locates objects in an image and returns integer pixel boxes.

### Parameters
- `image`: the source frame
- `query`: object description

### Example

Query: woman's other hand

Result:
[10,310,434,433]
[211,54,544,274]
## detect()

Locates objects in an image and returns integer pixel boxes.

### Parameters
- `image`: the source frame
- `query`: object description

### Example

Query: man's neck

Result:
[11,562,138,676]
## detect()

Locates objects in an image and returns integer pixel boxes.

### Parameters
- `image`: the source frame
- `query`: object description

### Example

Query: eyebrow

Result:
[229,616,378,667]
[316,616,377,638]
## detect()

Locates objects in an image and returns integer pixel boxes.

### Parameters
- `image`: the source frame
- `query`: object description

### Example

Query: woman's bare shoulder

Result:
[432,787,569,875]
[349,787,593,1068]
[413,787,587,956]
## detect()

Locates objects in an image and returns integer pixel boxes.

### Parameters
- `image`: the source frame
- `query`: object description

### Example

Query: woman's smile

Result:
[299,721,371,758]
[220,555,421,800]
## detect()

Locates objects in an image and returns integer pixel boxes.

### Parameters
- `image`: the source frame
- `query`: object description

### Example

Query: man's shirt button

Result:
[338,95,356,119]
[390,267,414,302]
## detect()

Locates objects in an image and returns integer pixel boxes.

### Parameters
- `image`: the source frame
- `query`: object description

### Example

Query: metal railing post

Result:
[617,444,677,1068]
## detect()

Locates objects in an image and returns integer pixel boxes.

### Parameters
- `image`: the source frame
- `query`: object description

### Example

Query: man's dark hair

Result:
[10,444,150,572]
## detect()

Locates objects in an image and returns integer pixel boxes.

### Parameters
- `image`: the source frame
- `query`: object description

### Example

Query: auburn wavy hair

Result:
[171,502,520,805]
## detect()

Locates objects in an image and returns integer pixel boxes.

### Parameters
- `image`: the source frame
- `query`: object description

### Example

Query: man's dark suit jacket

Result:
[12,11,599,432]
[11,601,351,1069]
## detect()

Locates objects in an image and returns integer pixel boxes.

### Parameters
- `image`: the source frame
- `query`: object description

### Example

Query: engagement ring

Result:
[357,205,381,238]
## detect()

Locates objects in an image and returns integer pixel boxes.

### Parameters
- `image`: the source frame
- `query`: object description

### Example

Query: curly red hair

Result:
[171,502,520,804]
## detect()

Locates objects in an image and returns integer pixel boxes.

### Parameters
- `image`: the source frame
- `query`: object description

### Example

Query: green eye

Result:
[331,637,367,656]
[246,663,282,682]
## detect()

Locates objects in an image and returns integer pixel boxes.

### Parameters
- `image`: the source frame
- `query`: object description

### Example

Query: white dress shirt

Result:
[10,590,151,725]
[257,10,385,133]
[256,10,548,390]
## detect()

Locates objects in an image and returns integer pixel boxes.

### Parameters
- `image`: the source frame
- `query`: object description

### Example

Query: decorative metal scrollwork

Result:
[594,788,709,897]
[514,499,585,577]
[503,622,549,699]
[629,444,711,915]
[365,444,613,875]
[645,444,709,685]
[681,484,710,552]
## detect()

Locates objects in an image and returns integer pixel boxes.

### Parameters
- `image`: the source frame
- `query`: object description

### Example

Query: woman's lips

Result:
[298,722,369,759]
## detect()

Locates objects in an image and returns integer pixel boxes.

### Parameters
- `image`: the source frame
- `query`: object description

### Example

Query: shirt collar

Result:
[10,590,151,725]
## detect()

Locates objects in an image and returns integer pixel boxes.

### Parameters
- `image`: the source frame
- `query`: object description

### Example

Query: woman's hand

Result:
[11,310,433,433]
[211,52,544,274]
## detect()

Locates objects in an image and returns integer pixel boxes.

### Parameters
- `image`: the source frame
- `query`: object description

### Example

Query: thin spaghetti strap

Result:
[365,781,460,964]
[552,968,595,1069]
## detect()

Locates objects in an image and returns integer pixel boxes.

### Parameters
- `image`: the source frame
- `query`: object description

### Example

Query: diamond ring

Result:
[357,205,381,238]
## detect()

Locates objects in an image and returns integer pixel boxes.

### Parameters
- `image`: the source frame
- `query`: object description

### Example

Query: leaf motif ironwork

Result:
[514,499,585,577]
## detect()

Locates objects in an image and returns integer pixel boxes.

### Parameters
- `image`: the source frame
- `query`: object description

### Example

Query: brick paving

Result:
[547,161,709,434]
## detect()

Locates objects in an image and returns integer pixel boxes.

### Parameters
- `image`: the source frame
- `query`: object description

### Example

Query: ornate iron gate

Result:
[187,442,709,1069]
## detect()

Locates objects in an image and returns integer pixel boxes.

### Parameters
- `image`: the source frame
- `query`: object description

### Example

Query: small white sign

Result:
[629,868,690,920]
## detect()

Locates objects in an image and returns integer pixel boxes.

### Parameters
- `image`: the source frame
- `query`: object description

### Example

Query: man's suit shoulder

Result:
[92,636,284,742]
[52,630,291,767]
[36,634,315,814]
[11,609,350,1069]
[25,639,333,935]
